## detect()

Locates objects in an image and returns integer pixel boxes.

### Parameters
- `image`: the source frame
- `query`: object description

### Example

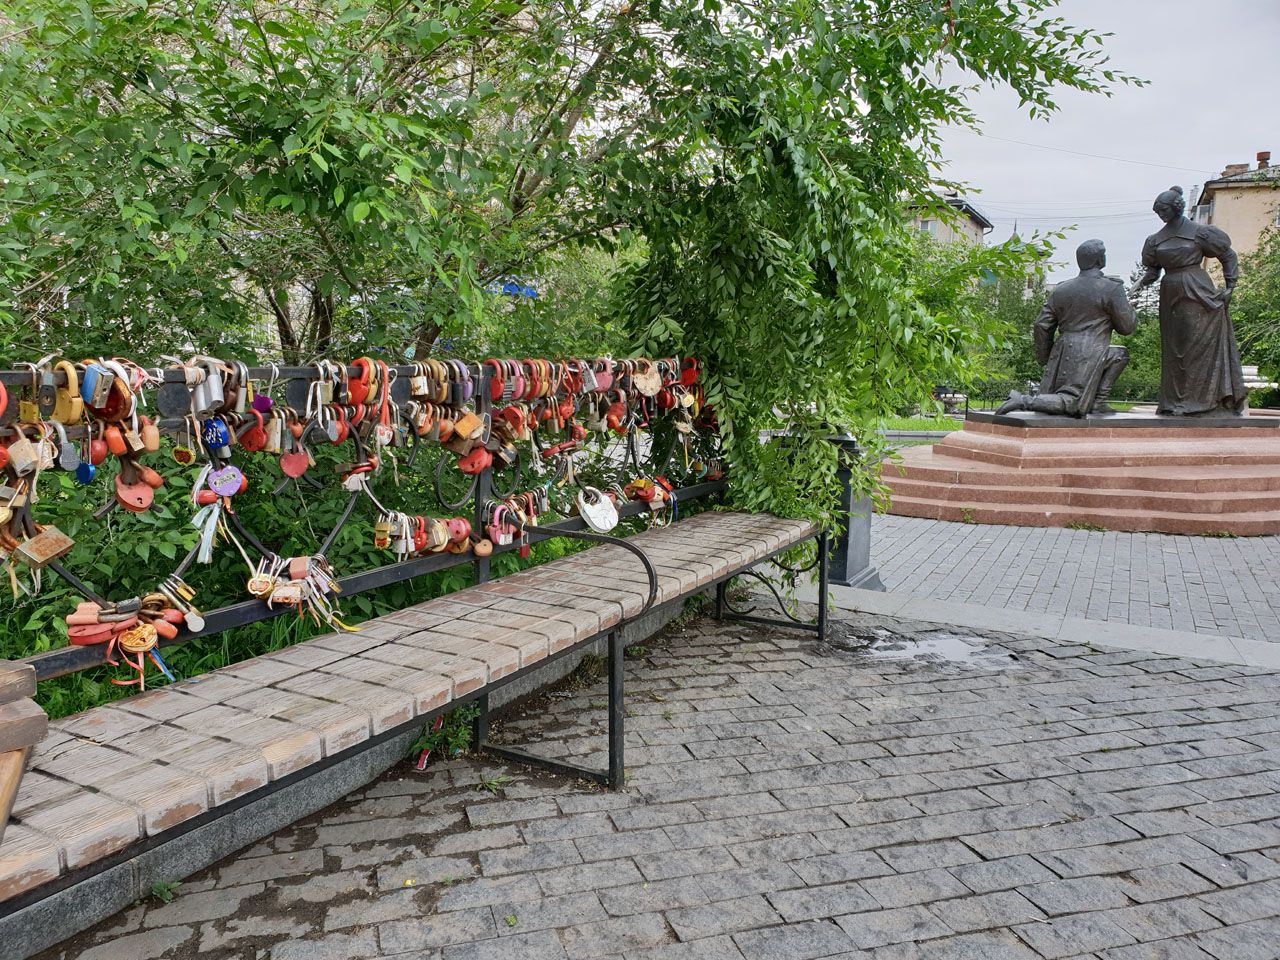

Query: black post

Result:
[715,580,726,620]
[828,434,884,591]
[473,364,493,587]
[473,693,490,749]
[607,630,625,789]
[817,530,829,641]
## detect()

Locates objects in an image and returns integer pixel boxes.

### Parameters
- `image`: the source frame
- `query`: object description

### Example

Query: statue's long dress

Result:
[1141,220,1246,415]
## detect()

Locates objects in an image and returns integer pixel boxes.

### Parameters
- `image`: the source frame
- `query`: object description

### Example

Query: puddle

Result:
[825,624,1020,668]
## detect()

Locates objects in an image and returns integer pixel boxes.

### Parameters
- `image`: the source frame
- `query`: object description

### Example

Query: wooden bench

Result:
[0,510,823,954]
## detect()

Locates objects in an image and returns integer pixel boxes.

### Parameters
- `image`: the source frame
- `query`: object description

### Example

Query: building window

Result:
[919,219,937,236]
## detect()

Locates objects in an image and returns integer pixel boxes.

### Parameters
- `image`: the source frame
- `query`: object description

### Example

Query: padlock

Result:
[200,360,225,413]
[13,526,75,569]
[140,416,161,452]
[52,361,84,423]
[201,417,232,459]
[7,435,38,476]
[37,364,57,417]
[52,422,80,471]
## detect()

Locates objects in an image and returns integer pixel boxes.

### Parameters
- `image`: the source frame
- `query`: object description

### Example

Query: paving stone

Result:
[466,798,560,826]
[1184,851,1280,888]
[835,904,952,949]
[495,891,607,934]
[1100,940,1216,960]
[437,873,544,910]
[791,850,894,886]
[623,933,746,960]
[217,849,324,887]
[540,858,648,896]
[665,894,781,940]
[198,915,313,950]
[1195,878,1280,924]
[377,856,477,890]
[598,876,709,916]
[926,889,1045,933]
[577,827,674,862]
[274,868,374,903]
[697,862,806,902]
[444,928,567,959]
[378,906,498,953]
[324,888,426,931]
[561,912,671,959]
[732,918,857,960]
[876,839,980,873]
[1190,916,1280,960]
[862,868,971,909]
[1019,877,1135,916]
[911,929,1042,959]
[270,930,380,960]
[480,838,582,875]
[142,883,265,927]
[76,926,195,960]
[433,825,522,855]
[950,855,1059,895]
[767,881,879,922]
[1012,912,1139,959]
[1115,864,1217,904]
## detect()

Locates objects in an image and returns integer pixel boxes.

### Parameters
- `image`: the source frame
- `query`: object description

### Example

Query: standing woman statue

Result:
[1134,186,1247,416]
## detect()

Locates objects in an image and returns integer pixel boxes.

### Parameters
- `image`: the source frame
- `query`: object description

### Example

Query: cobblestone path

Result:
[41,612,1280,960]
[871,515,1280,643]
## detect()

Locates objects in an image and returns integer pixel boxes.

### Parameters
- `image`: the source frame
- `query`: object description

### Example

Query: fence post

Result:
[827,434,884,591]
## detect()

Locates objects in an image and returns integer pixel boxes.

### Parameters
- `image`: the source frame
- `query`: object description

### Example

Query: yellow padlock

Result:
[52,361,84,423]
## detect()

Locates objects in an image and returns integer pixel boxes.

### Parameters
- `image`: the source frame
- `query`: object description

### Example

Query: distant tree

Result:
[1113,262,1161,392]
[1235,229,1280,378]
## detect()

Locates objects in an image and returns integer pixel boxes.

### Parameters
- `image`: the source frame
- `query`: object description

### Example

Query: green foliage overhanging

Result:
[0,0,1133,531]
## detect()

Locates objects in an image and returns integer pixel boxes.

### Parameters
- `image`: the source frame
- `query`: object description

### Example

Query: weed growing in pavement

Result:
[959,506,977,524]
[476,773,514,796]
[409,703,479,760]
[149,881,182,903]
[1066,521,1107,532]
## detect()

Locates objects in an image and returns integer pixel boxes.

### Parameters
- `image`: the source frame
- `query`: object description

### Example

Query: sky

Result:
[938,0,1280,280]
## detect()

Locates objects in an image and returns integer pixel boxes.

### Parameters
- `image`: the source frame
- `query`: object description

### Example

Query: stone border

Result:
[805,583,1280,670]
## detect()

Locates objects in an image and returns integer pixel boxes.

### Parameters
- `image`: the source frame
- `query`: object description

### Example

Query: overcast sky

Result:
[938,0,1280,280]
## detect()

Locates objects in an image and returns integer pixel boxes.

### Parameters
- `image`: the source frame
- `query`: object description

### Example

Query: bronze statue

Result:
[1135,186,1246,416]
[998,239,1136,417]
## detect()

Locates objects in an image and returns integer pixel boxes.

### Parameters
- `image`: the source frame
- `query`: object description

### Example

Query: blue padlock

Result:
[75,461,96,485]
[81,363,115,407]
[201,417,232,458]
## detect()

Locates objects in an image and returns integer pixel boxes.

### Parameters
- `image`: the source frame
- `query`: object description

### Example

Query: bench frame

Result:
[473,525,828,790]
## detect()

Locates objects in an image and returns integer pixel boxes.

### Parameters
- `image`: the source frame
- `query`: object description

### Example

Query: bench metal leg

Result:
[711,528,829,638]
[473,630,626,790]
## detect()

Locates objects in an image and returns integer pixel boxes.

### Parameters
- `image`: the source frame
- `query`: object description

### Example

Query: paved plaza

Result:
[39,608,1280,960]
[871,516,1280,643]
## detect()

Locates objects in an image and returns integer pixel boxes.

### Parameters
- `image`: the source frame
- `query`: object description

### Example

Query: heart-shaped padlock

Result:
[577,486,619,533]
[114,473,154,512]
[280,450,310,478]
[251,391,274,413]
[209,465,244,497]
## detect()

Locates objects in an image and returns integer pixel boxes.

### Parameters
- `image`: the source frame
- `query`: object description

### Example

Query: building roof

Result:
[1201,165,1280,196]
[940,193,994,230]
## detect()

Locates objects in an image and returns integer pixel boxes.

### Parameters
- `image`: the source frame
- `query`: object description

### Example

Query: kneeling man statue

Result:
[999,239,1137,417]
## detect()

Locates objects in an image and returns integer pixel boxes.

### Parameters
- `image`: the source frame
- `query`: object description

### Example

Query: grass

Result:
[883,415,962,432]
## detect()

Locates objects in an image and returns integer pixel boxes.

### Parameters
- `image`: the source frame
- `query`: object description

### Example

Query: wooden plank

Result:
[0,699,47,754]
[0,661,35,706]
[0,747,28,850]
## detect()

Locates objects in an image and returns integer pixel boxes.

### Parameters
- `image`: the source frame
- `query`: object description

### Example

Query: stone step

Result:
[886,458,1280,493]
[885,493,1280,535]
[884,475,1280,514]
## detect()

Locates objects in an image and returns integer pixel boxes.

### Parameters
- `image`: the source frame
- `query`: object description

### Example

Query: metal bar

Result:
[472,365,494,587]
[22,480,727,681]
[608,629,625,790]
[715,580,726,620]
[472,744,609,786]
[473,693,490,749]
[817,529,828,642]
[720,612,821,633]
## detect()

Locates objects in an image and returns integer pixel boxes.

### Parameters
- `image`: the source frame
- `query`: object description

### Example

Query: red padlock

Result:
[240,410,268,451]
[458,446,492,474]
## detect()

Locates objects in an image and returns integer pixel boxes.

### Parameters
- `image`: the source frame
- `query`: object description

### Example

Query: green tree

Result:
[0,0,1134,525]
[1235,228,1280,379]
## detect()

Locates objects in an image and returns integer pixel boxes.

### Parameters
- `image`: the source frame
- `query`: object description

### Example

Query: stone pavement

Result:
[870,515,1280,643]
[35,608,1280,960]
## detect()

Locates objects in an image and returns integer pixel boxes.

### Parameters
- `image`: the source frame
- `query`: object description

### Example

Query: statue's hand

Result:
[1220,286,1234,306]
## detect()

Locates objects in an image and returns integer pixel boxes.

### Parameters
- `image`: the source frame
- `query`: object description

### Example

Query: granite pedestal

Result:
[883,410,1280,535]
